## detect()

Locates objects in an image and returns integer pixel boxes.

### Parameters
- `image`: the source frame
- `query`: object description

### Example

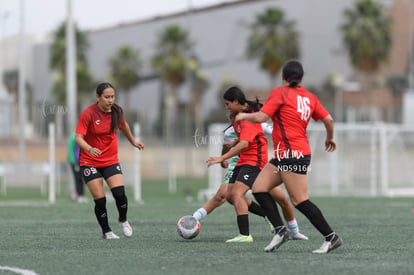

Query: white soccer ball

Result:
[177,215,200,239]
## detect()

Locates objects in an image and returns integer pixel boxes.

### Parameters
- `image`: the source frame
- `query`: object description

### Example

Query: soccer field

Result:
[0,191,413,275]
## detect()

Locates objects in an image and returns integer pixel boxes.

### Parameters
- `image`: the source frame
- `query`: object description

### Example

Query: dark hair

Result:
[223,112,235,133]
[282,60,304,88]
[96,82,124,133]
[223,86,262,112]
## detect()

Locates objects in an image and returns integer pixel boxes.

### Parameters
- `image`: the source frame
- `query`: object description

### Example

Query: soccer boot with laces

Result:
[120,221,133,237]
[312,235,343,254]
[225,234,253,243]
[264,226,289,252]
[103,231,120,239]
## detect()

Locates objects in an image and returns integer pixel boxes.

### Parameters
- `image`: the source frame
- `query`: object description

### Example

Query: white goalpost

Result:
[198,123,226,201]
[133,123,143,203]
[48,122,56,203]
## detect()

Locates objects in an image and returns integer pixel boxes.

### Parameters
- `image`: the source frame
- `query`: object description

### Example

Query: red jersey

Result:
[261,86,329,159]
[233,119,268,169]
[76,103,125,167]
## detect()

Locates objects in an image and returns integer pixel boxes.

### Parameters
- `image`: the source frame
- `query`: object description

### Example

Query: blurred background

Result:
[0,0,413,202]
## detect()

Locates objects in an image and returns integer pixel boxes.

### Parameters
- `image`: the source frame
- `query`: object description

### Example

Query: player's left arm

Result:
[311,96,335,152]
[207,140,248,167]
[235,111,270,124]
[321,114,336,152]
[119,122,145,150]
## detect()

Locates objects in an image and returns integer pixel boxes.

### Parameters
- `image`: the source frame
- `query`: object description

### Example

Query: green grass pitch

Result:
[0,179,413,275]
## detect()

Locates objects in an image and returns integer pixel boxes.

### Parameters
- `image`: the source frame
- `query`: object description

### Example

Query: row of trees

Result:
[42,0,403,137]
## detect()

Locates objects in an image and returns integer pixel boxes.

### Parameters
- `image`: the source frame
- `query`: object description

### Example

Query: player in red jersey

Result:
[75,82,144,239]
[207,87,284,243]
[195,115,308,242]
[236,60,343,253]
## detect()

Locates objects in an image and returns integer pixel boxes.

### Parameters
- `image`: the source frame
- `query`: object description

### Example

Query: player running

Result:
[236,60,343,253]
[193,116,308,241]
[206,86,307,243]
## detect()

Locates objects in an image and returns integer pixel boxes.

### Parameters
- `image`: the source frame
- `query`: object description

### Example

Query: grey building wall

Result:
[32,0,356,133]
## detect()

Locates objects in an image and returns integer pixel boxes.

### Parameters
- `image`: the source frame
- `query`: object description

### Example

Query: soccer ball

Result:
[177,215,200,239]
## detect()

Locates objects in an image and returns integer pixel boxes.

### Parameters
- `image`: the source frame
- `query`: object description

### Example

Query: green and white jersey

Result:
[222,127,239,184]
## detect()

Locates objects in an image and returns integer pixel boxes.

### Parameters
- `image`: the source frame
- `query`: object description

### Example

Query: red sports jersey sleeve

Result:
[76,104,124,167]
[261,86,329,159]
[260,86,288,118]
[233,120,267,169]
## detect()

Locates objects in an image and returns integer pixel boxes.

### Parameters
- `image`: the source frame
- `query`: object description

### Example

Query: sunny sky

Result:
[0,0,237,37]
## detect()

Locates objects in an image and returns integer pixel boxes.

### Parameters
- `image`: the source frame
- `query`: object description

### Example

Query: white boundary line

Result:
[0,201,51,206]
[0,266,39,275]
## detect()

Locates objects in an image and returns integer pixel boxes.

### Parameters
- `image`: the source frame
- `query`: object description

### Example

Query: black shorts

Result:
[269,155,311,175]
[80,163,123,184]
[229,165,261,188]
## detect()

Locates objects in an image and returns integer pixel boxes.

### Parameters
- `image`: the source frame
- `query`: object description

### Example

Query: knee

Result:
[295,199,320,216]
[212,193,226,205]
[290,196,308,207]
[111,186,126,199]
[94,197,107,212]
[251,185,261,193]
[252,184,270,193]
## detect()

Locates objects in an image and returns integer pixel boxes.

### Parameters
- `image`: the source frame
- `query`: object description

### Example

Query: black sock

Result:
[248,201,265,217]
[295,200,334,237]
[111,186,128,223]
[237,215,249,236]
[253,192,284,228]
[94,197,111,234]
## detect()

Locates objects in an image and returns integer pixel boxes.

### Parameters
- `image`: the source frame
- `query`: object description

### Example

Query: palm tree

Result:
[51,63,95,113]
[341,0,392,81]
[341,0,392,121]
[2,69,33,121]
[246,7,300,88]
[50,22,89,76]
[151,24,193,138]
[49,21,94,106]
[108,45,141,114]
[188,57,209,135]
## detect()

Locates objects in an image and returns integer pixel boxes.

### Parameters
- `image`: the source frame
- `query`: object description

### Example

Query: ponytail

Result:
[110,103,124,133]
[245,97,262,113]
[288,79,300,88]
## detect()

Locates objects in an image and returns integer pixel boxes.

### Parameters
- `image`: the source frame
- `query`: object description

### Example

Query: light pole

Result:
[406,0,414,91]
[18,0,26,162]
[66,0,77,134]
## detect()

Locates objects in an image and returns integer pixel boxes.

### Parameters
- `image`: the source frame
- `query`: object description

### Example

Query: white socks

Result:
[193,208,207,221]
[287,219,299,235]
